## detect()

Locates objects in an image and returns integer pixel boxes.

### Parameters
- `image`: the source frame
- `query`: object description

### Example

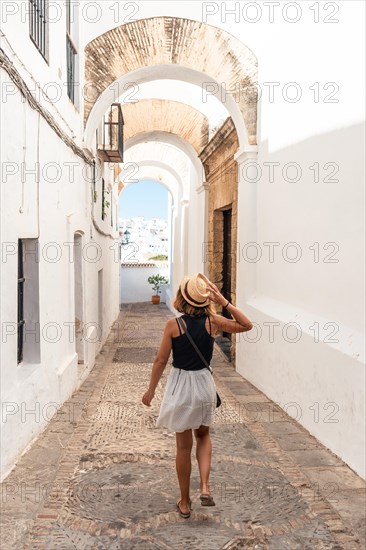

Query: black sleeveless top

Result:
[172,314,214,371]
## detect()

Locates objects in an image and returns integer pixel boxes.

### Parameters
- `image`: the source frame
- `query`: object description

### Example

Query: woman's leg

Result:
[194,425,212,495]
[175,429,193,512]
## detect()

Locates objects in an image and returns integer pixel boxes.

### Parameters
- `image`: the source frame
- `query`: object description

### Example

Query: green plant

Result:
[148,255,168,261]
[102,198,110,220]
[148,274,169,295]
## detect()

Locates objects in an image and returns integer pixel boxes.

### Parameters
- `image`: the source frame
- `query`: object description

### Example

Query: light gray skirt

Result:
[155,366,217,433]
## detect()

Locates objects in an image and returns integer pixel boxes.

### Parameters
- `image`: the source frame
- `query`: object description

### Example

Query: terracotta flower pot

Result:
[152,295,160,304]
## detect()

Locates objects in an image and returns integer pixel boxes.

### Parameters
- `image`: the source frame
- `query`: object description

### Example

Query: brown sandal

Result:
[200,493,215,506]
[176,499,192,518]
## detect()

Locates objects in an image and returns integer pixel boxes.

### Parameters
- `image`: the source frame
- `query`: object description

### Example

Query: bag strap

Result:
[176,317,213,374]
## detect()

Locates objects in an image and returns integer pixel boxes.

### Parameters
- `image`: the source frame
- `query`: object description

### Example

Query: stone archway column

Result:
[180,199,189,280]
[170,204,181,298]
[234,146,259,306]
[234,146,258,376]
[165,201,188,312]
[195,181,209,276]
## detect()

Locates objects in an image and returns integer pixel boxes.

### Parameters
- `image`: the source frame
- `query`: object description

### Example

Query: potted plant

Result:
[148,274,169,304]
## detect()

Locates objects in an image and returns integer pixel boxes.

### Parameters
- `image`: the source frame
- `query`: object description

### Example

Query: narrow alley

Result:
[1,304,364,550]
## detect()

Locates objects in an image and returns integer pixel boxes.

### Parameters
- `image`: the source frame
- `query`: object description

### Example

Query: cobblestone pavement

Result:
[1,303,365,549]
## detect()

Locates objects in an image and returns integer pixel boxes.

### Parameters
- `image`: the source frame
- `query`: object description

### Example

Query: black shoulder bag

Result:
[176,317,222,408]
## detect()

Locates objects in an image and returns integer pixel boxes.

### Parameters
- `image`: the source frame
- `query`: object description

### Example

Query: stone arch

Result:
[121,99,209,155]
[84,17,258,149]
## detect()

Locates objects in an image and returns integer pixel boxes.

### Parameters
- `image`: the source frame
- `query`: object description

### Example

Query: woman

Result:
[141,273,253,518]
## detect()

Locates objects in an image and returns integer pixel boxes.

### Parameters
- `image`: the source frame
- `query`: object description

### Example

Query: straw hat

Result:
[179,272,211,307]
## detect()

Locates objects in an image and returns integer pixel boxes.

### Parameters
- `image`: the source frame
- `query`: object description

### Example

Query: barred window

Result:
[66,0,78,104]
[29,0,48,61]
[17,239,41,365]
[66,0,72,34]
[17,240,25,364]
[101,178,106,220]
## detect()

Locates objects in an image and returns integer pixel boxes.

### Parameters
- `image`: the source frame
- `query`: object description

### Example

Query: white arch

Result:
[123,139,192,162]
[127,79,229,136]
[84,64,248,152]
[122,142,191,198]
[122,141,191,189]
[124,130,206,191]
[120,161,183,207]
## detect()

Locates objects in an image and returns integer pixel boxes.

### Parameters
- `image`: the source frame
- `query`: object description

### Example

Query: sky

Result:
[119,179,169,220]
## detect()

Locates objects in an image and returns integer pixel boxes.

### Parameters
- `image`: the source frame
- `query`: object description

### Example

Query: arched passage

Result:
[119,143,196,293]
[116,97,210,195]
[120,142,190,205]
[124,130,206,190]
[85,15,259,317]
[85,64,253,152]
[120,161,182,204]
[84,17,257,149]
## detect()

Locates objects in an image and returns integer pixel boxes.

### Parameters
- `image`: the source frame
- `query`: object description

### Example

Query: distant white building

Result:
[119,217,169,262]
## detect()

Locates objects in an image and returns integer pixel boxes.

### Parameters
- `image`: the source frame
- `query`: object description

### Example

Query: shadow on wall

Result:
[256,121,365,332]
[120,263,170,303]
[237,121,365,477]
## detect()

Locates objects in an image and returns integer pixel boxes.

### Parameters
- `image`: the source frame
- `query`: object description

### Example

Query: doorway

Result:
[213,207,233,361]
[222,208,232,337]
[74,233,85,363]
[98,268,103,342]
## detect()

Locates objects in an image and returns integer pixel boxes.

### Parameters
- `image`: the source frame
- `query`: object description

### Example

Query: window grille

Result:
[66,0,78,103]
[101,178,105,220]
[29,0,48,60]
[17,240,25,364]
[66,34,77,103]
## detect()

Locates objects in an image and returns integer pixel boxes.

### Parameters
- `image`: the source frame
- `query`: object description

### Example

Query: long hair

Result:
[172,287,216,317]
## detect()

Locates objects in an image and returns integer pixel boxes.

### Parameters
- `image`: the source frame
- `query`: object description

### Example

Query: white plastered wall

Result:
[0,72,120,481]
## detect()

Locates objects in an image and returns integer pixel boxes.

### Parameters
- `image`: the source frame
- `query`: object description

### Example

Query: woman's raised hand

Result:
[207,281,253,332]
[206,282,227,306]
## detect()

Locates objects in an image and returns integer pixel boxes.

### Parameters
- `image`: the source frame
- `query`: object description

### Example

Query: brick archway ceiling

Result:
[123,99,209,154]
[84,17,258,145]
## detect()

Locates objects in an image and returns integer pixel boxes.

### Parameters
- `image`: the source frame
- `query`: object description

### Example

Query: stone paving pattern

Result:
[1,303,365,549]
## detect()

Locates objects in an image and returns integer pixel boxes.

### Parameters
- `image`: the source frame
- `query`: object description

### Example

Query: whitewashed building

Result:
[0,0,365,481]
[0,0,120,480]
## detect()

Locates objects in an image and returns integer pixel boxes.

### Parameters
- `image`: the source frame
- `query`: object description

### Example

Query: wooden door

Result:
[222,209,232,337]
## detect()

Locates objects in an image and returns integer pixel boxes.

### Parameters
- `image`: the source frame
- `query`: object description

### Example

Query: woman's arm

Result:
[142,320,173,406]
[207,282,253,334]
